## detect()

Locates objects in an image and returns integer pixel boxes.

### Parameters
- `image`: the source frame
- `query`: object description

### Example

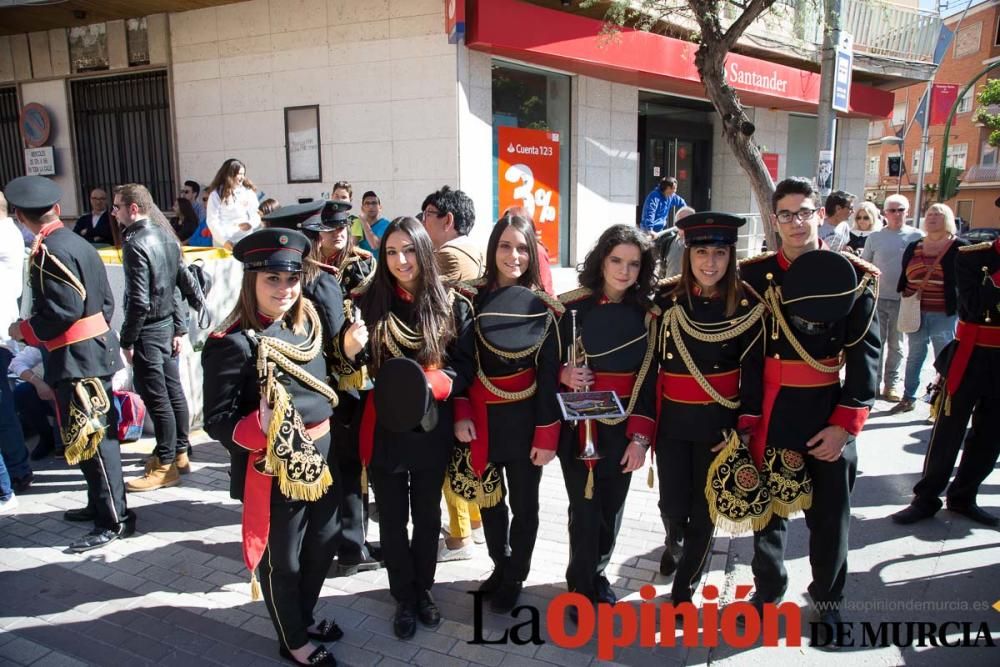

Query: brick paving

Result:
[2,392,997,666]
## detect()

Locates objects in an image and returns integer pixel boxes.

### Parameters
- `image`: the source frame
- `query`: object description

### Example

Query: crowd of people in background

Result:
[1,162,997,664]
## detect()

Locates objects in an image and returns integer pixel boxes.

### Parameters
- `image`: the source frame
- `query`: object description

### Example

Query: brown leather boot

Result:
[127,457,180,492]
[176,451,191,475]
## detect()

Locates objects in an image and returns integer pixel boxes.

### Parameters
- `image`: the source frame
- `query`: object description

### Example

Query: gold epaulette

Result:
[959,240,993,252]
[351,246,373,260]
[349,279,373,300]
[841,251,881,277]
[454,281,479,300]
[450,286,474,311]
[210,310,241,338]
[655,274,681,291]
[557,286,592,305]
[739,251,776,266]
[536,289,566,315]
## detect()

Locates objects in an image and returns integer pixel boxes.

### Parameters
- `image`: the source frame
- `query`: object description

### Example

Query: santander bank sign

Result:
[725,61,790,95]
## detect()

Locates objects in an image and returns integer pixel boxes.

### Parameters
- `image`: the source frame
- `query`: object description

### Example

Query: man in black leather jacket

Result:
[114,184,191,491]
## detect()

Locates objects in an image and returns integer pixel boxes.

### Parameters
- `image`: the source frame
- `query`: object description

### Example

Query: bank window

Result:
[981,141,997,166]
[867,156,879,176]
[892,102,907,126]
[912,148,934,173]
[492,61,571,266]
[946,144,968,170]
[957,88,975,114]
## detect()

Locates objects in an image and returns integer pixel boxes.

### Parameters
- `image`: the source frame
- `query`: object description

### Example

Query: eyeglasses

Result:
[112,204,120,211]
[423,209,445,219]
[775,208,817,224]
[885,208,905,213]
[856,215,870,221]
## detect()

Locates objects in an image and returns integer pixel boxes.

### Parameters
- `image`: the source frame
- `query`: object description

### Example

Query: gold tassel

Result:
[477,483,504,509]
[584,468,595,500]
[944,392,952,417]
[647,463,655,489]
[770,493,813,520]
[249,572,261,601]
[338,366,369,391]
[361,464,368,495]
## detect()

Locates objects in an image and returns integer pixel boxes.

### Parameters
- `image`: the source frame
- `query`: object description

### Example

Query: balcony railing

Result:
[843,0,941,64]
[962,164,1000,183]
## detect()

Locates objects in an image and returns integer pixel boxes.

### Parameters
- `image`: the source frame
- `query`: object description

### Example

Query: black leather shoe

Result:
[734,592,780,628]
[489,582,523,614]
[891,504,937,525]
[947,502,1000,527]
[30,441,54,461]
[478,565,506,595]
[337,553,382,577]
[116,510,137,538]
[307,619,344,643]
[279,644,337,666]
[417,590,442,628]
[659,548,677,576]
[64,506,96,522]
[594,575,617,605]
[393,601,417,639]
[69,528,120,553]
[812,609,845,651]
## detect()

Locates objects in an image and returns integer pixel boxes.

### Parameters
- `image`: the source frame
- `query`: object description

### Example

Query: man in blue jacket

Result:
[640,177,687,234]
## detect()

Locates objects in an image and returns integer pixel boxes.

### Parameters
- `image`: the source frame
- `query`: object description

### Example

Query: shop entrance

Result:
[637,92,715,222]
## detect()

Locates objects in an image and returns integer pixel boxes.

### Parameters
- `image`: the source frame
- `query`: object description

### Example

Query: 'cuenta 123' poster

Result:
[498,126,560,262]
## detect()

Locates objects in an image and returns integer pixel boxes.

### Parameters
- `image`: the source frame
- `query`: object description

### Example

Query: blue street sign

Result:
[832,46,854,113]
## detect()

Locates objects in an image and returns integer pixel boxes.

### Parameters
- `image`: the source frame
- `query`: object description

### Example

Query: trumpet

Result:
[569,309,601,461]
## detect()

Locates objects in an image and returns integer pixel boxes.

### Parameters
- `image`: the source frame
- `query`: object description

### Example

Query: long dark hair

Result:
[324,224,357,274]
[174,197,199,241]
[208,158,256,203]
[360,217,455,372]
[483,214,541,290]
[669,244,743,317]
[578,224,655,306]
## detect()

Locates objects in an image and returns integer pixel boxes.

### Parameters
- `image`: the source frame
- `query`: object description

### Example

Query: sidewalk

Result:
[0,394,997,666]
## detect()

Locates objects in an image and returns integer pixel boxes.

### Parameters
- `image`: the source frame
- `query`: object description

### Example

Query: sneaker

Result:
[888,398,915,415]
[0,494,19,515]
[437,541,473,562]
[471,525,486,545]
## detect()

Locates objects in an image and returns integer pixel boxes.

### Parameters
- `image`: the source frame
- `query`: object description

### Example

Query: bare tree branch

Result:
[721,0,779,53]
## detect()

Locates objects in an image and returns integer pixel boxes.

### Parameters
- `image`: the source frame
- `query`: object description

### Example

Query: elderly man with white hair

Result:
[861,194,924,401]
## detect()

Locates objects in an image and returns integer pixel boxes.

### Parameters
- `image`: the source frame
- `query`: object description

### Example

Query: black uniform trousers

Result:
[480,457,543,583]
[559,454,630,599]
[912,376,1000,511]
[657,438,717,602]
[258,434,341,651]
[132,321,190,464]
[752,440,858,606]
[56,377,126,531]
[368,463,446,605]
[332,403,370,562]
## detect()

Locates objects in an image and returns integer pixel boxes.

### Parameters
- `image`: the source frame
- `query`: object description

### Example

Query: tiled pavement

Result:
[3,392,998,666]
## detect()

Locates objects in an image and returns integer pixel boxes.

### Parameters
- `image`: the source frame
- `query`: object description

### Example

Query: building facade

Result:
[0,0,936,265]
[866,0,1000,230]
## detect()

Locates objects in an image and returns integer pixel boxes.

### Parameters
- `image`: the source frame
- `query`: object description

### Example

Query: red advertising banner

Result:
[444,0,465,44]
[497,126,560,262]
[761,152,779,182]
[930,84,960,126]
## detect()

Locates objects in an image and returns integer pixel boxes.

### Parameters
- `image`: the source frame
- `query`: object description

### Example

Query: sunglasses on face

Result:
[885,208,905,213]
[856,215,870,221]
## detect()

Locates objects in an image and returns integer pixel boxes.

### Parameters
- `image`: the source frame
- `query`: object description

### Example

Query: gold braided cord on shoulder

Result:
[536,289,566,315]
[379,311,423,359]
[845,272,880,349]
[739,251,777,266]
[254,300,338,407]
[475,311,552,360]
[474,344,539,402]
[764,286,845,374]
[959,240,993,252]
[558,287,592,305]
[33,245,87,301]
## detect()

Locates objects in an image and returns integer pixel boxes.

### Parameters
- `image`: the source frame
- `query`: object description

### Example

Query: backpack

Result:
[178,258,214,329]
[114,391,147,443]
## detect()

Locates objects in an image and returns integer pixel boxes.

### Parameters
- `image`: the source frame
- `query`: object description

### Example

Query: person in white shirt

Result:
[9,345,60,460]
[818,190,853,252]
[861,194,924,401]
[0,191,31,490]
[205,159,261,250]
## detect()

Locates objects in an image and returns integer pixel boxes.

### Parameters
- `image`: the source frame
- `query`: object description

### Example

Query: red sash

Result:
[750,357,840,467]
[235,416,329,585]
[43,312,110,351]
[947,321,1000,397]
[460,369,536,478]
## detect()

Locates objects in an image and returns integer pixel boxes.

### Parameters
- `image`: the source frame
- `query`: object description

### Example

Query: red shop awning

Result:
[466,0,892,119]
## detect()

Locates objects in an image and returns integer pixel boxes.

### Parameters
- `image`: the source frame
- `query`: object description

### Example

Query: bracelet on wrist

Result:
[632,434,651,448]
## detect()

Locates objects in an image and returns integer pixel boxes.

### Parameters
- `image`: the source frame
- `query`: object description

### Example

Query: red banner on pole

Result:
[497,126,561,261]
[761,152,779,182]
[930,84,960,126]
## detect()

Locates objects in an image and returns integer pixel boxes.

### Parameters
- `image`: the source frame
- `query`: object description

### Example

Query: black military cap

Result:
[676,211,746,246]
[581,303,647,372]
[262,201,325,231]
[477,286,549,353]
[781,250,857,329]
[313,200,353,231]
[4,175,61,215]
[232,228,311,272]
[374,357,436,433]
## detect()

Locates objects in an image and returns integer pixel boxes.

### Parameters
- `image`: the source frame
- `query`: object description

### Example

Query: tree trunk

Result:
[695,42,779,252]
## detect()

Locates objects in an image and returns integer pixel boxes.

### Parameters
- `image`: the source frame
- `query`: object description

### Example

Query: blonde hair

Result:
[926,203,957,235]
[852,201,883,233]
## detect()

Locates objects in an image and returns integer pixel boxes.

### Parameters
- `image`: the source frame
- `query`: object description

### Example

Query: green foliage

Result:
[939,166,962,200]
[974,79,1000,147]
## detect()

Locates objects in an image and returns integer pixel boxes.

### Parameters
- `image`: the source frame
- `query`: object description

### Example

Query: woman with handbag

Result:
[892,203,967,414]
